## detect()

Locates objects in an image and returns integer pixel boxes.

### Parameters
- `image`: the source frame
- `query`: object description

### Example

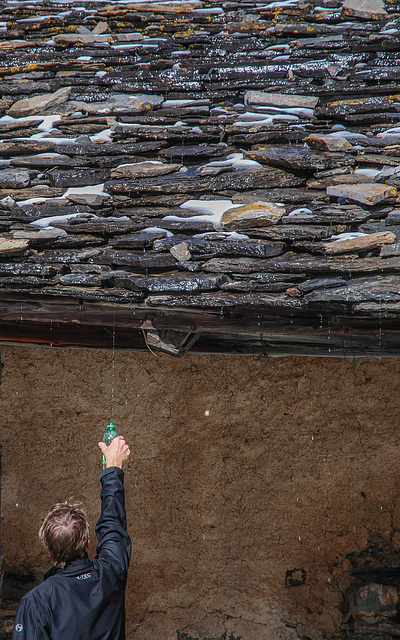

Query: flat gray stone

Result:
[12,228,68,241]
[53,33,113,45]
[221,202,285,230]
[8,87,72,118]
[307,174,373,190]
[323,231,396,255]
[327,183,397,205]
[111,162,181,179]
[380,243,400,257]
[305,135,353,152]
[77,94,164,115]
[92,21,110,34]
[0,170,30,189]
[244,91,319,109]
[64,193,107,207]
[170,242,192,261]
[0,237,29,255]
[342,0,387,20]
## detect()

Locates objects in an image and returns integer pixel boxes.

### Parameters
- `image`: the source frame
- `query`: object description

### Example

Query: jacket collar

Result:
[44,554,92,580]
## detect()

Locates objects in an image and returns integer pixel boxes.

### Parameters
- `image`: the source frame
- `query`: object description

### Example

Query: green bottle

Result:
[102,421,118,470]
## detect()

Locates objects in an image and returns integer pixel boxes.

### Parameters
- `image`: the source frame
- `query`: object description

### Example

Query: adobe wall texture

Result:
[1,346,400,640]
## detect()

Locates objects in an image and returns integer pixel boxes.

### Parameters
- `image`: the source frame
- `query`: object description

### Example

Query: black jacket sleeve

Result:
[12,595,49,640]
[95,466,132,578]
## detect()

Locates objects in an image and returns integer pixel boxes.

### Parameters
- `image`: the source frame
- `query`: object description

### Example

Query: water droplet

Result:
[111,303,116,411]
[327,318,331,354]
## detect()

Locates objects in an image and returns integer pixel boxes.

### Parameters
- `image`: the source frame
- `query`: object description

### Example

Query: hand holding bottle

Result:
[98,435,131,469]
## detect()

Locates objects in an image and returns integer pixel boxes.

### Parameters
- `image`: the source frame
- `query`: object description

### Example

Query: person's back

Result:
[12,436,131,640]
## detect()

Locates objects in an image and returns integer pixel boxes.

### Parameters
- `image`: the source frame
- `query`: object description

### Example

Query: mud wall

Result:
[1,346,400,640]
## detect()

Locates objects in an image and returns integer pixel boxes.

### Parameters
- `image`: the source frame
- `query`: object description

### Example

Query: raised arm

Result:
[95,436,132,576]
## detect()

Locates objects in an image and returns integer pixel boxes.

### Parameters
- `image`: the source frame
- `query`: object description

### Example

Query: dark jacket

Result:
[12,466,131,640]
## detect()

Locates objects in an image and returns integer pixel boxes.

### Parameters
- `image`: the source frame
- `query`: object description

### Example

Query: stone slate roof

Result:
[0,0,399,355]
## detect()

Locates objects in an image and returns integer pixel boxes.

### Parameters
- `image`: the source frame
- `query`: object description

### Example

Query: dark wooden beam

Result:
[0,294,398,355]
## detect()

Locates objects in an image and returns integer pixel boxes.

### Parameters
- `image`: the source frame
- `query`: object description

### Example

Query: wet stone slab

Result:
[246,225,333,242]
[105,169,304,195]
[153,236,286,259]
[109,230,171,249]
[245,146,356,172]
[113,272,229,294]
[47,169,111,188]
[58,273,107,287]
[28,249,101,264]
[98,249,177,270]
[145,290,303,309]
[304,276,400,305]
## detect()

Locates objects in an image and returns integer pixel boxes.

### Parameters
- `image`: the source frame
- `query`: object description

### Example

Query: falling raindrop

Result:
[327,319,331,353]
[111,303,116,417]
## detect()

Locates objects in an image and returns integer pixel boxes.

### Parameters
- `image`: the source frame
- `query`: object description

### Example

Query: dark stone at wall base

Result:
[352,632,392,640]
[285,568,307,586]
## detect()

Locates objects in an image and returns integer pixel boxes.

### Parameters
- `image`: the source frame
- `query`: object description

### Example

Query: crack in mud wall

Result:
[1,347,400,640]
